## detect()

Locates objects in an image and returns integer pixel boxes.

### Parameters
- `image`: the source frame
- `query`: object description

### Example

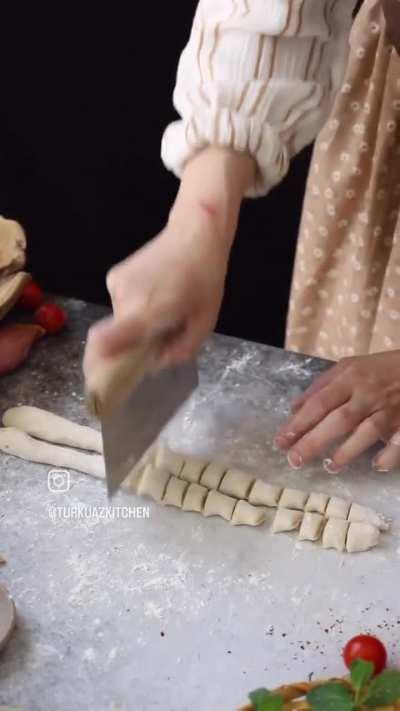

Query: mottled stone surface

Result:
[0,299,399,711]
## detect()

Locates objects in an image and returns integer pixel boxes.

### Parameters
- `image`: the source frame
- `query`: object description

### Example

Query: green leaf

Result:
[307,682,355,711]
[248,688,284,711]
[365,670,400,707]
[351,659,374,693]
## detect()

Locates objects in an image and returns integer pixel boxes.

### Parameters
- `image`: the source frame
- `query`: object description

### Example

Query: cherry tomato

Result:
[34,303,67,334]
[17,280,44,310]
[343,635,387,675]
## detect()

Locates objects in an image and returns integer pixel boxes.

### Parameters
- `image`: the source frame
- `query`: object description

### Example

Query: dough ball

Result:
[203,490,236,521]
[272,508,303,533]
[346,522,380,553]
[219,469,255,499]
[231,500,267,527]
[137,466,171,503]
[248,480,282,507]
[182,483,208,513]
[325,497,350,520]
[305,492,329,515]
[278,488,308,511]
[163,477,189,508]
[200,462,226,490]
[322,518,349,552]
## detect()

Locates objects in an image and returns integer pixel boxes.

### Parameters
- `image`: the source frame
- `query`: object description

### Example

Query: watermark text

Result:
[48,504,150,523]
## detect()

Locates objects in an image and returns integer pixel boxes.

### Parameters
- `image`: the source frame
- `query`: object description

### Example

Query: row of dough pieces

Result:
[0,407,388,553]
[137,461,380,553]
[152,446,389,532]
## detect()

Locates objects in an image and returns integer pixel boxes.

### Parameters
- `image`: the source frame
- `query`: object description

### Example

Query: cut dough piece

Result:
[203,490,236,521]
[137,466,171,503]
[305,492,329,515]
[154,445,184,477]
[272,508,303,534]
[179,457,207,484]
[278,488,308,511]
[219,469,256,499]
[3,406,103,453]
[325,497,350,520]
[0,427,105,479]
[200,462,226,490]
[163,477,189,508]
[248,480,282,507]
[346,522,380,553]
[322,518,349,552]
[299,513,324,541]
[348,503,389,532]
[231,500,267,527]
[182,483,208,513]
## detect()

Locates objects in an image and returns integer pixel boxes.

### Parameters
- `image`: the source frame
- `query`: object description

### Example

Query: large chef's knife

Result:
[86,342,198,496]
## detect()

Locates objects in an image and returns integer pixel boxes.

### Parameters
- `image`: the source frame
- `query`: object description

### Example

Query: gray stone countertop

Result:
[0,298,399,711]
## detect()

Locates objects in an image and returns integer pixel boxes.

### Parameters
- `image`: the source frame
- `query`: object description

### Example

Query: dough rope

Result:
[3,406,103,453]
[0,427,105,479]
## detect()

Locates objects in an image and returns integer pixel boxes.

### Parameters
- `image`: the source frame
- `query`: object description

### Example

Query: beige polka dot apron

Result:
[286,0,400,360]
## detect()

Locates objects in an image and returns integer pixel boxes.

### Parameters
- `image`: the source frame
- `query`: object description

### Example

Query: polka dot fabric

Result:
[286,0,400,360]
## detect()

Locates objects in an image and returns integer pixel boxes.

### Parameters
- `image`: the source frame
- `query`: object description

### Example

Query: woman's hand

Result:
[83,147,255,377]
[83,212,228,372]
[274,351,400,473]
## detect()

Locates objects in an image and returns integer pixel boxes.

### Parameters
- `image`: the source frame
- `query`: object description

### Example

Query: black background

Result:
[0,3,313,347]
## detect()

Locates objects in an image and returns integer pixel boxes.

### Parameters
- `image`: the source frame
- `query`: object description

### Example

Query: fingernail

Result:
[273,436,287,451]
[323,458,341,475]
[372,458,392,473]
[287,451,303,470]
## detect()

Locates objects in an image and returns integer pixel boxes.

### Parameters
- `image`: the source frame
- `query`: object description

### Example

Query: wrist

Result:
[169,146,255,252]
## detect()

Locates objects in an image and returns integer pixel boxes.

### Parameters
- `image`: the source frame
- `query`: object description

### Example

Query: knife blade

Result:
[86,345,198,497]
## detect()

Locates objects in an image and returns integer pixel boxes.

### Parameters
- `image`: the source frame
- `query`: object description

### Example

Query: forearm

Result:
[168,147,255,258]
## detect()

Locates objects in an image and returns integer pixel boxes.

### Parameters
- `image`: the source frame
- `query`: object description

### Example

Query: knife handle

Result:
[85,341,160,419]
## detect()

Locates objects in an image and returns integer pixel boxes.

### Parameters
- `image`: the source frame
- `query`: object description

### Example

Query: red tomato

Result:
[343,635,387,675]
[17,280,44,310]
[34,303,67,334]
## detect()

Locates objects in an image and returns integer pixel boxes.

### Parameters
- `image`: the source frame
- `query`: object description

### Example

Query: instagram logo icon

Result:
[48,469,70,493]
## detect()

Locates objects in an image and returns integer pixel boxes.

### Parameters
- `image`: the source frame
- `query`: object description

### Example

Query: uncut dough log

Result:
[346,522,380,553]
[248,480,282,507]
[3,406,103,453]
[219,469,255,499]
[322,518,349,552]
[0,427,105,479]
[203,490,236,521]
[272,508,303,534]
[163,477,188,508]
[348,503,389,532]
[231,500,267,527]
[298,513,324,542]
[136,466,171,503]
